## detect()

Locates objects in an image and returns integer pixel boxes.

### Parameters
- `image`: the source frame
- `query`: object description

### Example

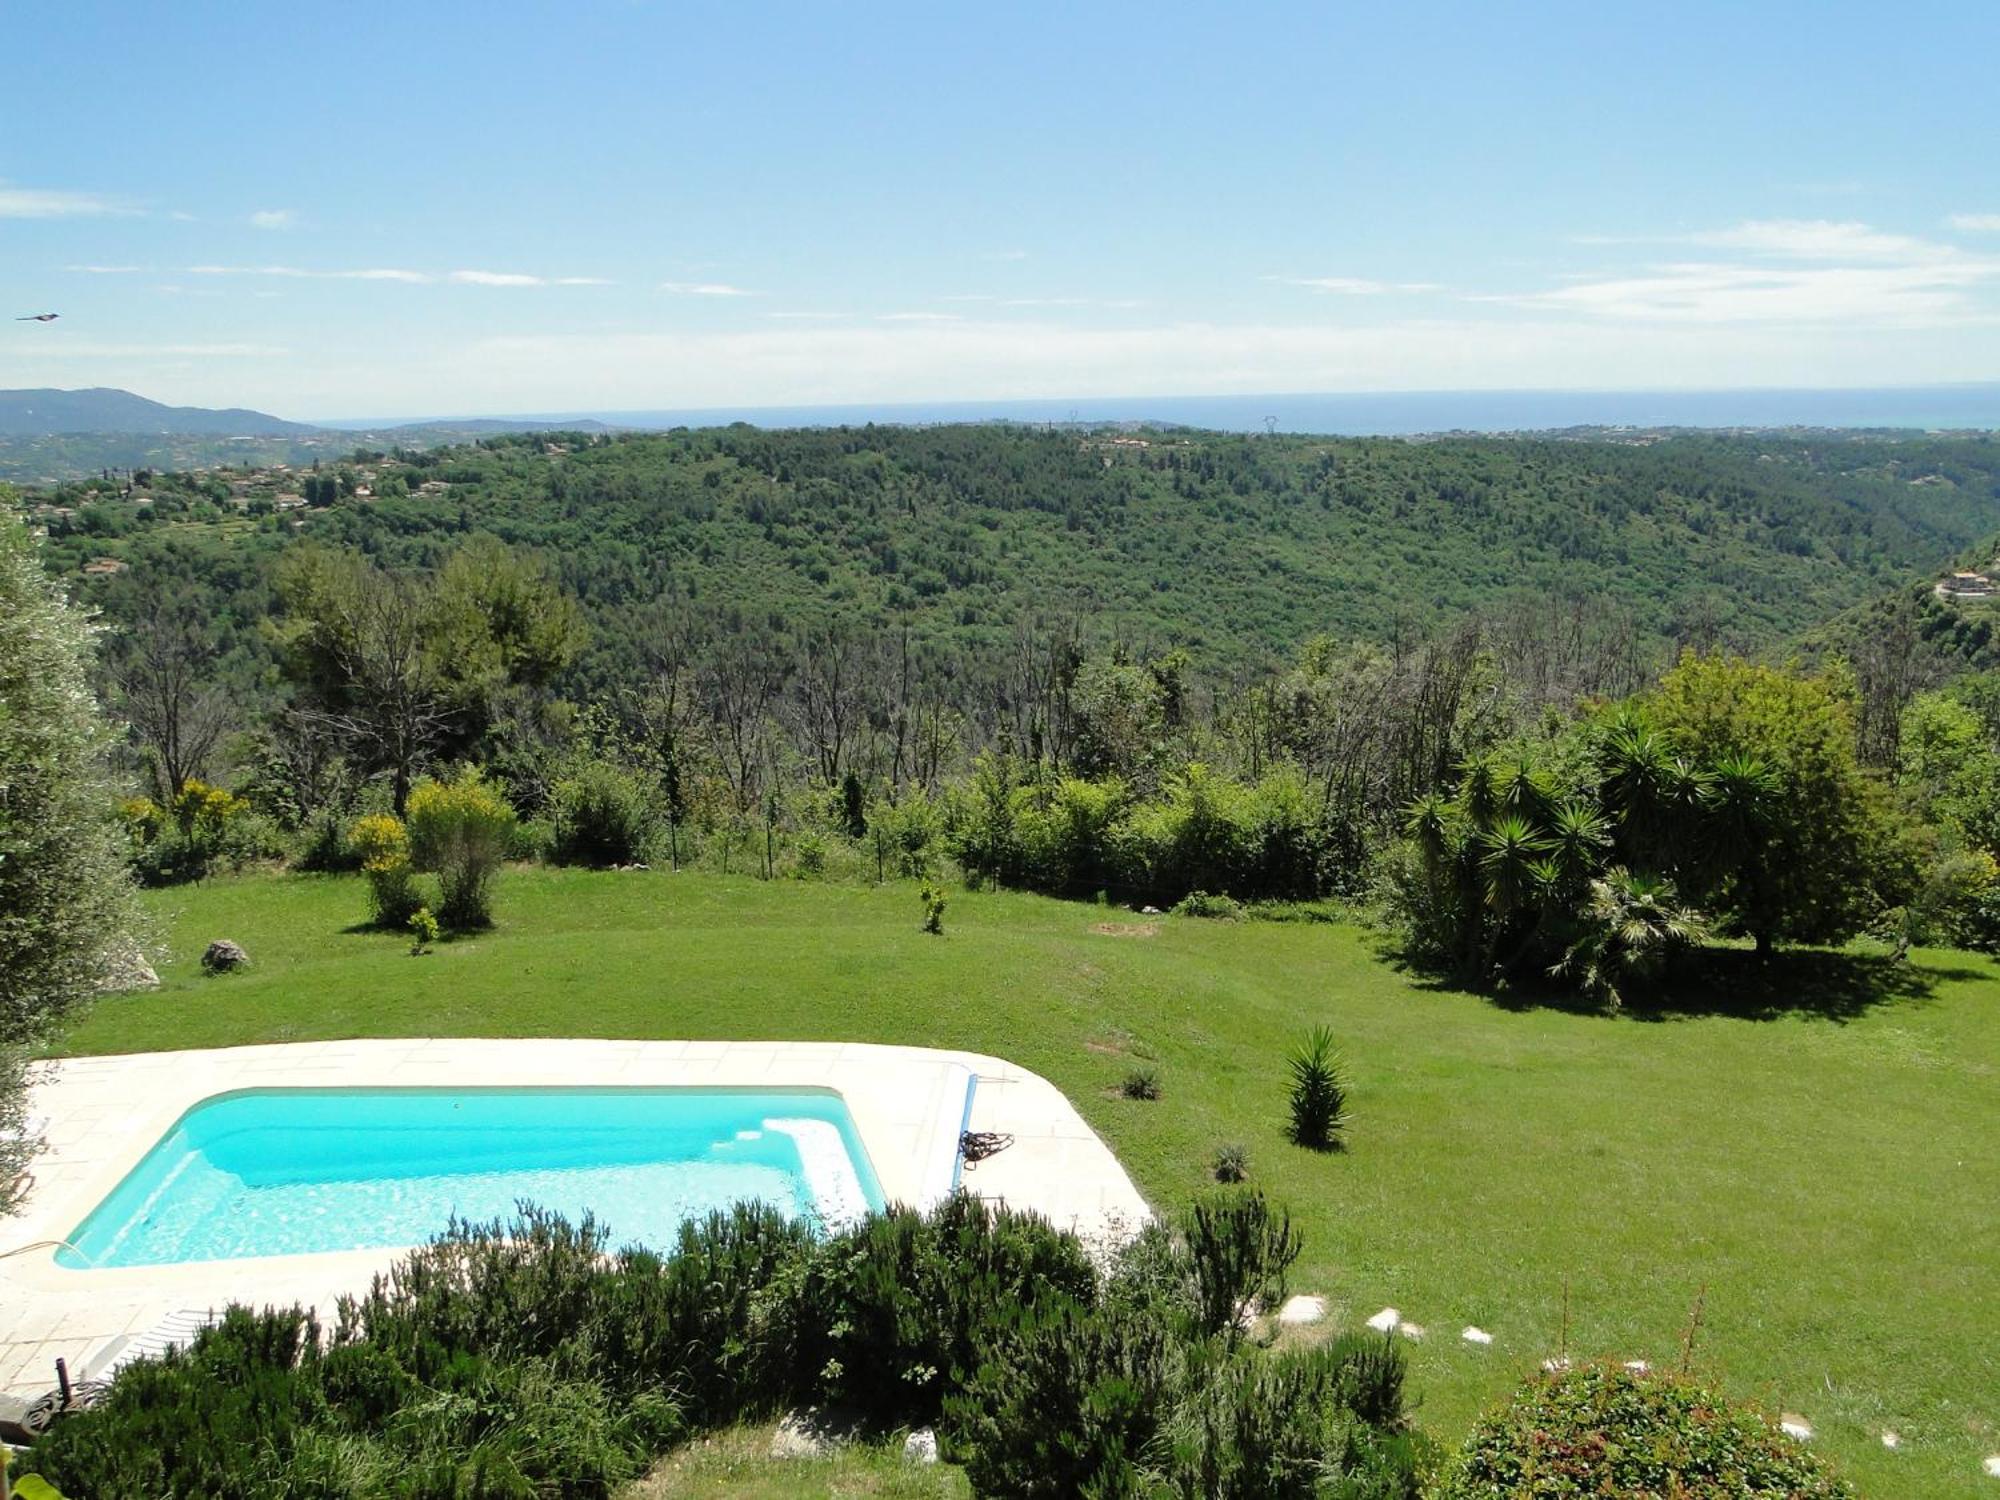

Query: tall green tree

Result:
[1644,653,1912,952]
[0,503,140,1204]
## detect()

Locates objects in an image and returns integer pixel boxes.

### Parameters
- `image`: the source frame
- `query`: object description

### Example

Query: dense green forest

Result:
[25,424,2000,687]
[14,421,2000,997]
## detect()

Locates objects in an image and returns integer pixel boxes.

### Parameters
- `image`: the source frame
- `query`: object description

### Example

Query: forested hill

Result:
[26,424,2000,681]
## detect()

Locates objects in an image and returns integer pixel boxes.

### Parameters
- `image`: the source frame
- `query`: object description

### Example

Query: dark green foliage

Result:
[919,880,947,935]
[1287,1025,1350,1150]
[1120,1066,1162,1100]
[1437,1362,1853,1498]
[20,1195,1424,1498]
[1168,1338,1418,1500]
[949,1297,1173,1499]
[1182,1189,1301,1339]
[785,1195,1098,1427]
[549,760,653,866]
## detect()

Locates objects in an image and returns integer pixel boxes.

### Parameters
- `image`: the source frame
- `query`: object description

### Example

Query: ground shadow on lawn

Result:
[1394,943,1977,1023]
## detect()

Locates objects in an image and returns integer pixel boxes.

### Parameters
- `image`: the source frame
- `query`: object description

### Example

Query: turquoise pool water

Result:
[60,1087,885,1269]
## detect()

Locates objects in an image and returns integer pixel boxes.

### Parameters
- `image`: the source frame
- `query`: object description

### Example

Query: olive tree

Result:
[0,504,141,1206]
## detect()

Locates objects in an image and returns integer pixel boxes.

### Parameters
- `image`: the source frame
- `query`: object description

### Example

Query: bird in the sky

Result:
[16,313,59,322]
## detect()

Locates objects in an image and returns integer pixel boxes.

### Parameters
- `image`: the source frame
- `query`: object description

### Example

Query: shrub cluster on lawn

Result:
[1435,1362,1854,1499]
[18,1193,1427,1500]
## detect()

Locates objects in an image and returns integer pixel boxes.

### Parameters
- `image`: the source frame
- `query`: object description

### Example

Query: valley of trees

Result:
[11,421,2000,1001]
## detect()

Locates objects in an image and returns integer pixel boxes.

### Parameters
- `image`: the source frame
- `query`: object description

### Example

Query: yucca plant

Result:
[1286,1025,1350,1150]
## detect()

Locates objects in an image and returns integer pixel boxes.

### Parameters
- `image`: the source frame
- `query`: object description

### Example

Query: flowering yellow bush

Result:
[118,795,164,847]
[171,779,247,843]
[347,812,419,926]
[405,771,516,929]
[347,813,410,873]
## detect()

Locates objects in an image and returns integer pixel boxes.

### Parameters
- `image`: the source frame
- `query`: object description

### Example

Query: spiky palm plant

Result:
[1286,1025,1351,1150]
[1552,867,1710,1011]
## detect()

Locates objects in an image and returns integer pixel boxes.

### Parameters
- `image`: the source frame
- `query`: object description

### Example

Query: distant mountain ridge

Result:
[0,387,314,438]
[0,388,618,482]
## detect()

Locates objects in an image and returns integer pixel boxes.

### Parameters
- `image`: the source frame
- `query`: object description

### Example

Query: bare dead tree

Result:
[706,629,781,812]
[110,606,233,799]
[790,625,859,785]
[296,572,453,815]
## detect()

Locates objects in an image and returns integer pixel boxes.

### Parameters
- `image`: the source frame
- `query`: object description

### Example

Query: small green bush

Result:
[549,762,653,868]
[1436,1362,1853,1498]
[1121,1066,1162,1101]
[1173,889,1246,920]
[406,907,438,955]
[919,881,947,936]
[1212,1143,1249,1183]
[1287,1025,1350,1151]
[1182,1189,1301,1340]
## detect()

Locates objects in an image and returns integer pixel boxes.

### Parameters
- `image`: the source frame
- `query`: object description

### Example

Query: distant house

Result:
[274,493,307,511]
[1937,571,1995,599]
[417,480,451,495]
[82,557,126,576]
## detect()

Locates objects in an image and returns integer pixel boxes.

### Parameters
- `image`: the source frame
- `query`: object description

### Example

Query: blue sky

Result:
[3,0,1997,418]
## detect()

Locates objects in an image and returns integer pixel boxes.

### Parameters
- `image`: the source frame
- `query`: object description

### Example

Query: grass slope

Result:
[55,869,2000,1498]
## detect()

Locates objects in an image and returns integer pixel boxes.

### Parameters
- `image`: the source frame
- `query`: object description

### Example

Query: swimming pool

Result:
[58,1086,886,1269]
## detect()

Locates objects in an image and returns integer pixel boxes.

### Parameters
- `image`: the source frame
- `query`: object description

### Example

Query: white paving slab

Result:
[0,1039,1150,1396]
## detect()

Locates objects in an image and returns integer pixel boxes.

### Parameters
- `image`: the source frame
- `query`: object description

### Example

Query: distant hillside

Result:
[0,387,312,438]
[30,426,2000,694]
[0,388,617,482]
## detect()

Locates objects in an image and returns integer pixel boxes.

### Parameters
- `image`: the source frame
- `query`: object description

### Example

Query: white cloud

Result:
[1685,219,1959,263]
[660,280,759,296]
[182,265,605,287]
[249,208,297,230]
[450,270,546,286]
[7,340,286,358]
[1268,275,1442,295]
[64,264,146,274]
[879,312,962,322]
[765,311,850,320]
[0,185,135,218]
[189,264,432,283]
[1492,219,2000,327]
[1950,213,2000,233]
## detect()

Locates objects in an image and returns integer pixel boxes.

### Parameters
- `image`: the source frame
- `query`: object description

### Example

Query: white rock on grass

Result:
[1624,1360,1651,1373]
[1461,1326,1493,1346]
[769,1413,832,1460]
[1541,1356,1572,1374]
[1983,1453,2000,1478]
[1277,1295,1326,1326]
[1780,1414,1814,1441]
[1880,1431,1899,1450]
[904,1428,939,1465]
[1365,1307,1401,1333]
[1398,1321,1425,1341]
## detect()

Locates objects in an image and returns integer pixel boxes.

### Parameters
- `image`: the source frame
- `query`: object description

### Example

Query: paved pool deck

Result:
[0,1039,1150,1398]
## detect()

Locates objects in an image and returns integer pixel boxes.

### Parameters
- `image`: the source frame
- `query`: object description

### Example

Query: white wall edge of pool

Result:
[0,1039,1150,1398]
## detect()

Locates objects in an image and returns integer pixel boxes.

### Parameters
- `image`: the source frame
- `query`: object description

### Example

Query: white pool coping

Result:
[0,1039,1150,1397]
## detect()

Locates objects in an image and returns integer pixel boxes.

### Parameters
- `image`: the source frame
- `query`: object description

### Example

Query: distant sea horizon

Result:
[321,383,2000,436]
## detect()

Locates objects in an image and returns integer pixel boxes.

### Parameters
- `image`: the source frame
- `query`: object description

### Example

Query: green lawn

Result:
[54,869,2000,1498]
